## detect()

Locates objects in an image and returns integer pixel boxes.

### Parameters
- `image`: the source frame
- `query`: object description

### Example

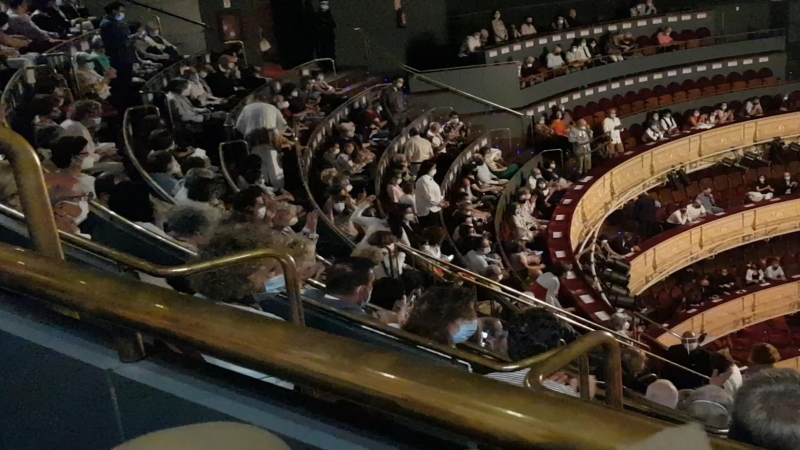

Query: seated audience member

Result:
[714,268,736,293]
[709,350,743,397]
[533,115,553,143]
[528,263,571,309]
[485,308,586,397]
[165,78,213,135]
[88,36,111,73]
[204,54,240,98]
[646,379,679,408]
[163,204,219,250]
[31,0,71,36]
[696,187,723,214]
[602,109,625,157]
[146,150,182,196]
[44,136,94,231]
[685,198,707,222]
[609,232,636,257]
[631,0,657,16]
[403,286,478,346]
[748,174,774,201]
[426,122,445,151]
[184,66,221,106]
[743,97,764,117]
[545,45,566,71]
[506,240,544,279]
[491,9,508,43]
[551,16,567,31]
[550,110,568,138]
[368,277,411,327]
[481,146,518,179]
[60,99,113,166]
[643,122,665,143]
[745,261,765,285]
[656,27,675,47]
[780,172,797,195]
[747,343,782,377]
[352,196,413,247]
[144,21,179,60]
[605,32,625,62]
[352,230,404,279]
[189,223,314,308]
[564,44,585,66]
[420,226,453,263]
[682,385,733,429]
[7,0,60,50]
[473,153,507,187]
[520,56,539,82]
[520,16,536,36]
[660,111,679,134]
[666,205,694,227]
[711,103,734,124]
[688,109,710,129]
[566,8,581,28]
[464,236,501,275]
[457,31,482,58]
[729,369,800,449]
[131,22,170,62]
[764,258,786,281]
[698,274,722,300]
[75,51,115,99]
[508,24,521,40]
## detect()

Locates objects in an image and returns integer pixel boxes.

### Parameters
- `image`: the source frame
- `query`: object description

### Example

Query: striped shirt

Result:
[485,369,579,397]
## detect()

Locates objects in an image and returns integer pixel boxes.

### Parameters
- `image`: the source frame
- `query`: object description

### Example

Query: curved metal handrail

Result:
[139,50,211,98]
[121,104,177,204]
[45,28,101,55]
[0,242,752,449]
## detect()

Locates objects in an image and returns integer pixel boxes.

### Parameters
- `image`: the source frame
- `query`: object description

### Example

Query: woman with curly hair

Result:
[402,286,478,346]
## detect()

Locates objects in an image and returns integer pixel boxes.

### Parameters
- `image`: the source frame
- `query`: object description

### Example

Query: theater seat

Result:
[762,77,777,86]
[672,91,687,102]
[747,79,762,89]
[702,86,715,97]
[731,81,747,91]
[631,100,645,112]
[716,83,731,94]
[687,89,701,100]
[645,97,659,109]
[658,94,672,106]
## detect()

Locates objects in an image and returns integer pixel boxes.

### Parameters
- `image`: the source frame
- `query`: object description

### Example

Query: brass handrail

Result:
[0,242,751,449]
[218,140,248,193]
[121,104,177,204]
[0,127,63,259]
[45,28,100,55]
[524,331,623,410]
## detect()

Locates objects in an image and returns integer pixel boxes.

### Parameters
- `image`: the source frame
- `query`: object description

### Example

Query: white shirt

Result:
[666,209,689,225]
[546,52,565,69]
[403,135,434,163]
[427,131,444,148]
[464,249,493,275]
[602,117,623,144]
[644,128,663,142]
[660,116,677,132]
[520,23,537,36]
[685,204,706,222]
[565,49,583,63]
[723,365,743,397]
[765,266,785,280]
[235,102,287,136]
[415,174,443,217]
[576,45,592,61]
[475,163,499,185]
[351,203,411,247]
[745,268,764,284]
[458,35,481,57]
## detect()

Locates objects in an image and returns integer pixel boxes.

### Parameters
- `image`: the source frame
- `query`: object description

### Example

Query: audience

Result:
[730,369,800,449]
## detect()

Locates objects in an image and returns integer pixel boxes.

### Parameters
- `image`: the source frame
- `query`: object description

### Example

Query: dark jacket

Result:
[100,17,135,64]
[204,71,237,98]
[633,194,657,222]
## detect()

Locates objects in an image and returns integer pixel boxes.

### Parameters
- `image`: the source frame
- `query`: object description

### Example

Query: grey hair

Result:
[164,205,220,240]
[729,368,800,449]
[682,385,732,429]
[646,379,679,409]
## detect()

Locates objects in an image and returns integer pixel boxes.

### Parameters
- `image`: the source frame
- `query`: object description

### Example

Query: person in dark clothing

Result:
[100,1,135,111]
[31,0,70,36]
[609,232,636,257]
[714,268,736,294]
[314,0,336,61]
[204,54,239,98]
[663,331,712,390]
[698,274,723,300]
[380,76,407,136]
[633,193,658,239]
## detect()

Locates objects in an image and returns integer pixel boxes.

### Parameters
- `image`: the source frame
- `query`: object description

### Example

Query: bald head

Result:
[646,379,679,408]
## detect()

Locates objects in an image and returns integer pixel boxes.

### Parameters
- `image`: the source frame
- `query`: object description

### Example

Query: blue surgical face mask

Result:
[116,12,125,22]
[452,320,478,344]
[263,275,286,295]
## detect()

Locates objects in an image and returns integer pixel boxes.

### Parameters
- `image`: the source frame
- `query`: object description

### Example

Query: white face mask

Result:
[278,101,289,109]
[199,71,208,78]
[404,213,415,222]
[482,247,491,254]
[320,3,329,11]
[116,12,125,21]
[55,0,63,6]
[694,112,700,117]
[333,202,345,213]
[622,321,630,331]
[759,177,765,182]
[786,176,791,181]
[345,184,353,192]
[549,163,556,169]
[1,24,8,31]
[684,342,698,352]
[721,105,727,111]
[653,115,659,120]
[610,113,617,119]
[291,91,299,98]
[92,117,102,128]
[497,274,503,281]
[257,206,267,219]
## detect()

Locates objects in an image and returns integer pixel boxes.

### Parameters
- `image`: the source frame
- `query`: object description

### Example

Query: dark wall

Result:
[329,0,449,71]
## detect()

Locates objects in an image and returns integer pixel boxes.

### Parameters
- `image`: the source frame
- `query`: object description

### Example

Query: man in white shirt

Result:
[765,260,786,281]
[743,98,763,117]
[402,128,434,173]
[235,92,287,137]
[520,17,536,36]
[660,111,679,135]
[666,206,692,227]
[464,237,499,276]
[546,45,565,70]
[685,199,707,223]
[458,31,481,58]
[576,39,592,60]
[602,108,624,157]
[565,44,585,67]
[568,119,593,174]
[414,160,447,228]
